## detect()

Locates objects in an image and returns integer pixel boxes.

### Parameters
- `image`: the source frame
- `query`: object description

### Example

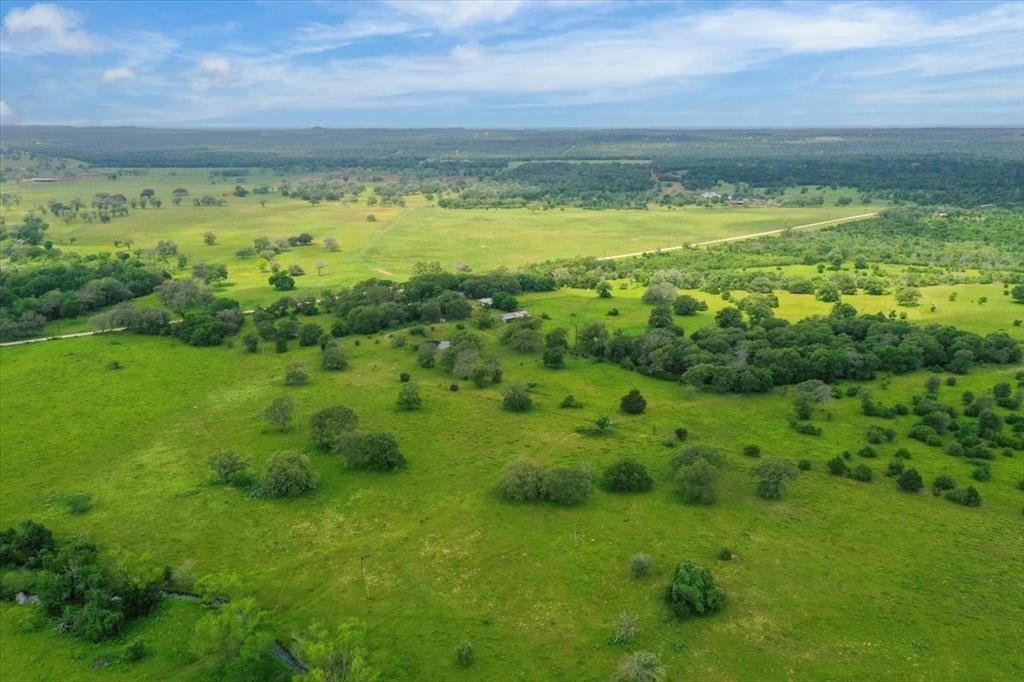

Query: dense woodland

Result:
[3,127,1022,207]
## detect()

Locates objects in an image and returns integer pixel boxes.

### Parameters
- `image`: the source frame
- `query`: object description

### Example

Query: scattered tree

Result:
[620,389,647,415]
[259,452,317,497]
[396,383,422,411]
[897,468,923,493]
[284,363,309,385]
[208,451,248,484]
[665,561,726,619]
[750,459,799,500]
[601,458,653,493]
[502,384,533,412]
[263,397,294,431]
[309,405,358,452]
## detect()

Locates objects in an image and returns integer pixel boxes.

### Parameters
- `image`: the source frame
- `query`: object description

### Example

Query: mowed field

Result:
[2,169,882,308]
[1,286,1022,681]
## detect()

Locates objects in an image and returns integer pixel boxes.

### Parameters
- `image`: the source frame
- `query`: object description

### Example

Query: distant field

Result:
[524,282,1023,337]
[1,286,1021,681]
[2,168,883,307]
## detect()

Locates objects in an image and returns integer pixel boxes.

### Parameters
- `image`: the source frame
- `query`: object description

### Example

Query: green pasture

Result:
[1,286,1022,681]
[525,282,1023,337]
[2,169,883,309]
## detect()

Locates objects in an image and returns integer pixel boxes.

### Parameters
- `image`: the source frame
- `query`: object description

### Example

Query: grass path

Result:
[596,212,879,260]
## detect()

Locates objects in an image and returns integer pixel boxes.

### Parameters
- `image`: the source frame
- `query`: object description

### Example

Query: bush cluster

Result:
[497,460,591,505]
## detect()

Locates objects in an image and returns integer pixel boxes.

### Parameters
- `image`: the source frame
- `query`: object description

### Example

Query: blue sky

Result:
[1,0,1022,127]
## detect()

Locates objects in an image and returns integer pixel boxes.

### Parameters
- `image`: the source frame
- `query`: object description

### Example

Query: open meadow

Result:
[2,169,883,311]
[1,282,1022,681]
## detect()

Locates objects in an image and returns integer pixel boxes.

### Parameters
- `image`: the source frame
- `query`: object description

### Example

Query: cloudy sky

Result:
[1,0,1022,127]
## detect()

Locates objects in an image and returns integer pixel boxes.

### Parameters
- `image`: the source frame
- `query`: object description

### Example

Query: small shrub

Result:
[742,445,761,458]
[497,460,544,502]
[298,323,323,347]
[945,486,982,507]
[620,389,647,415]
[602,458,653,493]
[208,451,248,484]
[263,396,294,431]
[543,467,592,505]
[631,553,653,577]
[674,460,719,504]
[674,427,688,442]
[496,460,590,505]
[608,613,640,646]
[665,561,726,619]
[797,459,812,471]
[612,651,665,682]
[502,384,533,412]
[339,432,407,471]
[932,474,956,495]
[897,468,923,492]
[669,444,724,471]
[259,452,317,498]
[399,372,410,383]
[321,342,348,370]
[456,641,474,667]
[893,448,913,460]
[717,547,733,561]
[790,421,822,436]
[858,446,878,458]
[750,458,799,500]
[560,394,583,409]
[867,425,896,444]
[884,460,904,477]
[827,456,848,476]
[284,362,309,385]
[396,383,422,411]
[63,493,93,515]
[971,465,991,482]
[122,638,148,663]
[848,463,873,482]
[449,383,459,392]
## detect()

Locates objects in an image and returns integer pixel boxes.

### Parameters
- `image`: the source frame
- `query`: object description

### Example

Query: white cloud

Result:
[0,99,17,123]
[385,0,525,30]
[102,66,137,84]
[858,78,1024,104]
[855,37,1024,78]
[1,3,104,55]
[450,42,483,62]
[197,55,232,79]
[292,19,417,54]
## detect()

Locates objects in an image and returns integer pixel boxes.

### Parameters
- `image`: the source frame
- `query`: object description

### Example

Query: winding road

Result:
[595,211,878,261]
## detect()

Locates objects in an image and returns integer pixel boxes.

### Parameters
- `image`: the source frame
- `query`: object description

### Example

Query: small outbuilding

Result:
[498,310,531,323]
[477,297,493,307]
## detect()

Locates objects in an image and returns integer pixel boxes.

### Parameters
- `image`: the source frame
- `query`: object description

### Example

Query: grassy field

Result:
[1,285,1021,681]
[2,169,884,309]
[525,282,1024,337]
